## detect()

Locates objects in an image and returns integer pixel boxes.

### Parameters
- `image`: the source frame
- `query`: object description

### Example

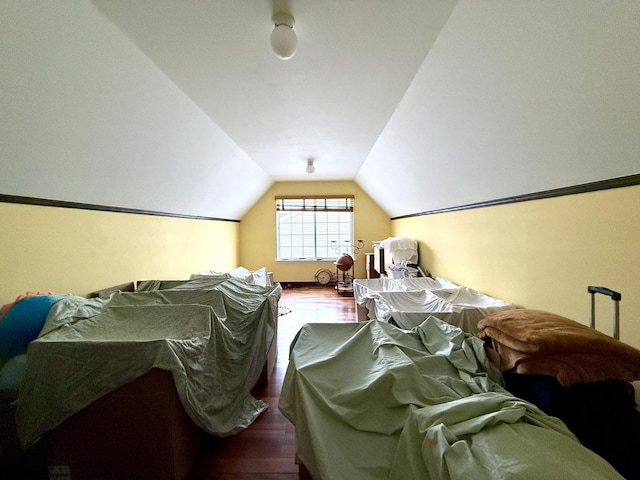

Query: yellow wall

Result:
[392,184,640,347]
[240,181,391,283]
[5,182,637,348]
[0,202,238,304]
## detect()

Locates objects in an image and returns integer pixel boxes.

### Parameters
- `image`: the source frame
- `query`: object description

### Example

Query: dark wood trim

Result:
[0,194,238,222]
[392,174,640,220]
[280,281,323,289]
[275,194,355,199]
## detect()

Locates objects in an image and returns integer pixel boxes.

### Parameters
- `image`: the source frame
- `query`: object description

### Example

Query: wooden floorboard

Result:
[186,285,356,480]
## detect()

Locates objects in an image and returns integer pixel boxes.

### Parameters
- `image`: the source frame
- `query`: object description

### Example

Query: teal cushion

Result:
[0,295,65,357]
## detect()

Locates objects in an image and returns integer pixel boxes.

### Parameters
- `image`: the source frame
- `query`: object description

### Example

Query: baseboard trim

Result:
[280,282,324,289]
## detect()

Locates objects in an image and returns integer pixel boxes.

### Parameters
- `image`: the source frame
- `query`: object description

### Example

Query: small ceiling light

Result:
[306,158,315,174]
[271,12,297,60]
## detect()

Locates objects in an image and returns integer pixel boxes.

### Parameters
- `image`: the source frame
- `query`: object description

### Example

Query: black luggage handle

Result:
[588,286,621,339]
[587,286,622,301]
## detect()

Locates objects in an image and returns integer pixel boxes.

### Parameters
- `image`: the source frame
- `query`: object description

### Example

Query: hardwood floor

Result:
[186,285,357,480]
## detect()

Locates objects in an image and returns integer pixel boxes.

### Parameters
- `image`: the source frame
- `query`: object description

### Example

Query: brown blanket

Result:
[477,309,640,386]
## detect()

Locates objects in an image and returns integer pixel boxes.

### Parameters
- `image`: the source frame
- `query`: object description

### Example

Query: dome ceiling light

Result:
[306,158,315,174]
[270,12,297,60]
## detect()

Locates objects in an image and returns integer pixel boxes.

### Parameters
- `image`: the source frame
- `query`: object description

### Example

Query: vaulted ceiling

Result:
[2,1,639,219]
[93,0,456,182]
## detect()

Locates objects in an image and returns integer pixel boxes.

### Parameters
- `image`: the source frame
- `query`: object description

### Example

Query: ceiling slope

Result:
[3,1,638,220]
[91,0,457,182]
[358,1,640,217]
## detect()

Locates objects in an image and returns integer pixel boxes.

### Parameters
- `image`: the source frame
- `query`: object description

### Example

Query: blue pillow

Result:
[0,295,65,357]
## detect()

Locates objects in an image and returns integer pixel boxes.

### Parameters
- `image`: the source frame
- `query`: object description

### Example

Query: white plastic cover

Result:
[353,277,514,334]
[191,266,271,287]
[378,236,419,265]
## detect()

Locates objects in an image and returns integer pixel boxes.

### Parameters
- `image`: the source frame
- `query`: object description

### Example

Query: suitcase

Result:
[505,286,639,479]
[587,285,622,339]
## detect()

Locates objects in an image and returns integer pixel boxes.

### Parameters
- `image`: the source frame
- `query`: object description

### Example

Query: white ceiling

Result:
[3,1,638,220]
[91,0,457,182]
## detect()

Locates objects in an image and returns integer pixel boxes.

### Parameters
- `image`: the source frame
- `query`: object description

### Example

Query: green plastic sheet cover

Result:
[17,277,280,448]
[279,317,623,479]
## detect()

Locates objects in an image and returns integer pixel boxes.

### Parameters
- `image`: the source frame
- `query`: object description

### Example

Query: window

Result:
[276,196,354,261]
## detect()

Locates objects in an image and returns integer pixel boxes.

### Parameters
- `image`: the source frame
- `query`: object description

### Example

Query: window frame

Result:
[275,196,354,262]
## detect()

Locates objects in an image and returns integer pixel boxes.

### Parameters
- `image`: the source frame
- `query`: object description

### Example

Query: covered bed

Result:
[353,277,515,333]
[6,271,280,479]
[279,317,628,479]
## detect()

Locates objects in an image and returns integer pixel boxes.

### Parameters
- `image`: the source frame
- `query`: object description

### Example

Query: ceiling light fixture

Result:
[271,12,297,60]
[306,158,315,174]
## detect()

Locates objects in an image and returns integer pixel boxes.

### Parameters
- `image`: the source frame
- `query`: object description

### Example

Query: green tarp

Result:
[17,277,280,448]
[279,317,623,479]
